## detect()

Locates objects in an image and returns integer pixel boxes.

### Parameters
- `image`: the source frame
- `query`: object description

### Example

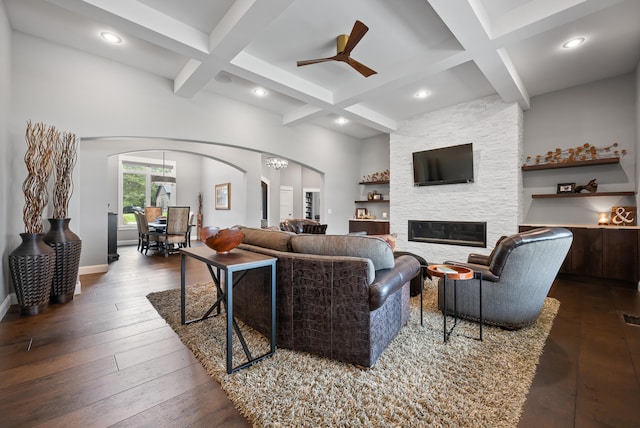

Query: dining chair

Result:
[139,211,162,255]
[145,206,162,223]
[159,206,190,257]
[133,211,143,251]
[186,211,195,247]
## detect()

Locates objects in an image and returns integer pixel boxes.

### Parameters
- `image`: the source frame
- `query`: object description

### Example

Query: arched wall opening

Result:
[77,137,324,271]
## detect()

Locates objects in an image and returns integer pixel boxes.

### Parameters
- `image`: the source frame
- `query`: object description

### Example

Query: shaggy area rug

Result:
[147,280,559,427]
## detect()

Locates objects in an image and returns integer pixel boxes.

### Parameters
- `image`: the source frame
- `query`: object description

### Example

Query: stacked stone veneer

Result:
[390,95,523,264]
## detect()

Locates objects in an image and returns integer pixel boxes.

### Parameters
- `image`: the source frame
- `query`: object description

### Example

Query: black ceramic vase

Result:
[43,218,82,304]
[8,233,56,315]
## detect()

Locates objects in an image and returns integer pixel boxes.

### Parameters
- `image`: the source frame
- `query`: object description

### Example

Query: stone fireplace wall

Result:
[390,95,523,264]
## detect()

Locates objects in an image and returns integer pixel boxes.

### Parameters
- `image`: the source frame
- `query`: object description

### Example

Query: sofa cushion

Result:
[239,227,293,252]
[290,235,395,272]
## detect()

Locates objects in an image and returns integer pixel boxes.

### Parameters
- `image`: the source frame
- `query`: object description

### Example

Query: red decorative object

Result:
[200,226,244,254]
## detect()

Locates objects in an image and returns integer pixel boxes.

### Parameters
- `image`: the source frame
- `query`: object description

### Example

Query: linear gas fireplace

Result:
[408,220,487,248]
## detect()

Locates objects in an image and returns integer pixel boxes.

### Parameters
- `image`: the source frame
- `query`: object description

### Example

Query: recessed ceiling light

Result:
[253,87,267,97]
[335,117,348,125]
[100,32,122,44]
[562,37,585,49]
[414,90,431,99]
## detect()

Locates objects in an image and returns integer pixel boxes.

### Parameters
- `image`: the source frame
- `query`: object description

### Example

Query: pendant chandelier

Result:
[151,152,176,184]
[266,157,289,170]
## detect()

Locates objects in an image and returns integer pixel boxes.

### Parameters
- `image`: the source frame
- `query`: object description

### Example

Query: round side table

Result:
[427,264,483,342]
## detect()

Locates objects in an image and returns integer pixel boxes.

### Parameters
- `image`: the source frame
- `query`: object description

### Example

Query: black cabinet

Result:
[108,212,119,262]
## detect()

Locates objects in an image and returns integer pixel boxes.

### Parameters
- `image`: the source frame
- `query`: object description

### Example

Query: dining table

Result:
[148,222,166,232]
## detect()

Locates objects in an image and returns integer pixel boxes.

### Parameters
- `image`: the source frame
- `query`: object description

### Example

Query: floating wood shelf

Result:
[359,180,389,185]
[355,199,390,203]
[532,191,635,199]
[522,157,620,171]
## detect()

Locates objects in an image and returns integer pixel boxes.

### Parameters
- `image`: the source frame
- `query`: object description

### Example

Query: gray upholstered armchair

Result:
[438,227,573,329]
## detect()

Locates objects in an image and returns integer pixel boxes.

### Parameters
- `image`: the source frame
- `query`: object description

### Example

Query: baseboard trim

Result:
[79,264,109,275]
[0,294,14,321]
[118,240,137,246]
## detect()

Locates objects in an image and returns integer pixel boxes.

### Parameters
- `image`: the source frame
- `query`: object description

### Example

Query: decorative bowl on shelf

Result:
[200,226,244,254]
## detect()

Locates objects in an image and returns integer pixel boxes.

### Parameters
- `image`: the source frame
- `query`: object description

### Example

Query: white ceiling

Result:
[5,0,640,139]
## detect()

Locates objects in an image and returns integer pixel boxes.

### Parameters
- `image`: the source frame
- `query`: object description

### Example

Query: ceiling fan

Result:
[296,20,377,78]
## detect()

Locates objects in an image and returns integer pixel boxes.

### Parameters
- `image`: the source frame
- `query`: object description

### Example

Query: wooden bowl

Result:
[200,226,244,254]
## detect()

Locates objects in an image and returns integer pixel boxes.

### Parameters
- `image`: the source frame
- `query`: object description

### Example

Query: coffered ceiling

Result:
[5,0,640,139]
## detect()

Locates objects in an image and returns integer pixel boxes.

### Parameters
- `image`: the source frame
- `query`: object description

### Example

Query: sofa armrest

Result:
[467,253,490,265]
[444,260,499,282]
[369,255,420,311]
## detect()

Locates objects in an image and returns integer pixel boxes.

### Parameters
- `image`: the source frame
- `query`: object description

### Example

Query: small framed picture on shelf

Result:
[556,182,575,194]
[356,208,368,219]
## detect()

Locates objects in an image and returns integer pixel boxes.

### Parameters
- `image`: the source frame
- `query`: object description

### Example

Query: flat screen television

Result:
[412,143,474,186]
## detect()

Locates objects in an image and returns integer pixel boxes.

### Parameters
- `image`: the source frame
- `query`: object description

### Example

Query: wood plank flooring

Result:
[1,244,639,427]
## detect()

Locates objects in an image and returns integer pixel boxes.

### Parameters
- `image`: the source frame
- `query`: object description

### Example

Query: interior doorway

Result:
[280,186,293,221]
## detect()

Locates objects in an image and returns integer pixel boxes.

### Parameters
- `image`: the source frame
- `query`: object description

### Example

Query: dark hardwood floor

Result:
[1,244,639,427]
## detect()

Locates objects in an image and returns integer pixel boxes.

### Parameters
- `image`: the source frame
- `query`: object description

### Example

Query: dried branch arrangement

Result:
[52,131,78,219]
[361,169,390,183]
[22,121,56,233]
[523,142,627,167]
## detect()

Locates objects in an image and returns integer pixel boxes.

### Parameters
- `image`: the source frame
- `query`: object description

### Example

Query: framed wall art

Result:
[355,208,367,219]
[215,183,230,210]
[556,182,575,194]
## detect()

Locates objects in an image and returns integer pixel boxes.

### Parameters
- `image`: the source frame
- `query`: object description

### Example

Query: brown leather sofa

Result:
[231,227,420,367]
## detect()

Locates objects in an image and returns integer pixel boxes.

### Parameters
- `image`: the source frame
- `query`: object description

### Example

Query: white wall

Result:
[523,74,637,225]
[200,156,245,229]
[0,1,11,314]
[391,95,523,264]
[9,33,364,269]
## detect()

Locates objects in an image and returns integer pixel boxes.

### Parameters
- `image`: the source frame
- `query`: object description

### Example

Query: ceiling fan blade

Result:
[342,20,369,55]
[297,56,337,67]
[347,57,377,77]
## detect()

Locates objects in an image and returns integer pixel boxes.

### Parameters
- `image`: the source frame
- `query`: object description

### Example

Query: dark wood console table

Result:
[180,247,276,373]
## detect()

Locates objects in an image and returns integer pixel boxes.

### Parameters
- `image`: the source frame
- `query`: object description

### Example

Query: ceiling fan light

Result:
[562,37,585,49]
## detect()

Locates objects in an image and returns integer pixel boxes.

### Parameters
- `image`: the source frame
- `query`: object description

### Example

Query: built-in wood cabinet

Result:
[349,220,390,235]
[519,225,639,287]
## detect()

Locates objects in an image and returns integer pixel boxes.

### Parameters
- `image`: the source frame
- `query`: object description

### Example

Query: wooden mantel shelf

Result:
[532,191,635,199]
[522,157,620,171]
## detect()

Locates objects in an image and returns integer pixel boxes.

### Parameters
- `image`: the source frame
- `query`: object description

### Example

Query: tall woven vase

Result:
[43,218,82,303]
[8,233,56,315]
